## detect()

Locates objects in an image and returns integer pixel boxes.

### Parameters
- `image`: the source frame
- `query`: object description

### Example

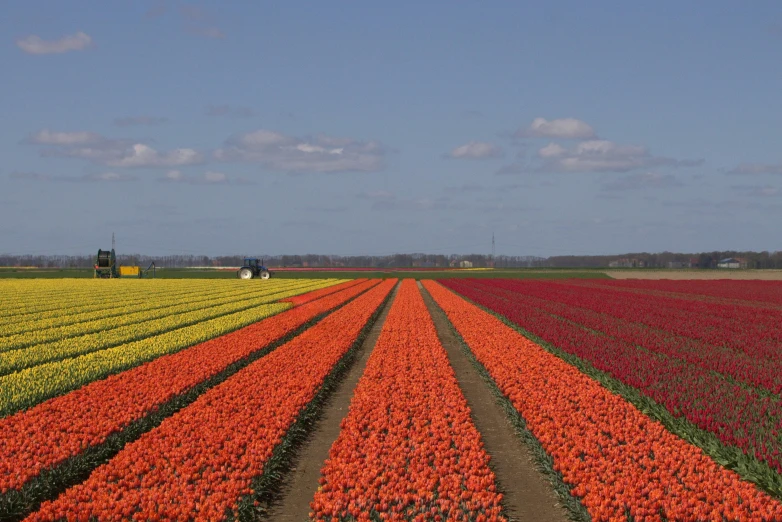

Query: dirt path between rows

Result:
[418,281,569,522]
[262,282,399,521]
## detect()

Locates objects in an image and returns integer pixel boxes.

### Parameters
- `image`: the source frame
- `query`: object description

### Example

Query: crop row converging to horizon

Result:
[1,277,782,520]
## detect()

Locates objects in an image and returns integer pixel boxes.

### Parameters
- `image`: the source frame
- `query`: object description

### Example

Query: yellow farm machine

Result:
[93,249,156,279]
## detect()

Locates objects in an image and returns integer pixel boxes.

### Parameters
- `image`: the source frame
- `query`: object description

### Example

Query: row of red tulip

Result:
[1,278,380,496]
[445,279,782,476]
[310,280,505,522]
[585,279,782,306]
[425,280,782,521]
[491,279,782,361]
[468,279,782,394]
[27,278,396,522]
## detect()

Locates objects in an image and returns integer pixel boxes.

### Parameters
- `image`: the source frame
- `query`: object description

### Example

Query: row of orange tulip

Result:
[0,278,379,496]
[423,280,782,522]
[310,280,505,522]
[27,279,396,522]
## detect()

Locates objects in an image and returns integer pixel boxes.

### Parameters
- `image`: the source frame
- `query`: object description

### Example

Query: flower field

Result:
[27,279,396,521]
[310,280,505,521]
[3,276,782,521]
[434,278,782,519]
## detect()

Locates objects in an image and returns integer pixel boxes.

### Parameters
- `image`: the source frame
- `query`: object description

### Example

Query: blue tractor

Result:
[237,258,272,280]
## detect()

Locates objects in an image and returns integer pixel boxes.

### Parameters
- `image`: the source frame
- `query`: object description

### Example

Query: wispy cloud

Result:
[145,0,167,19]
[728,163,782,175]
[357,190,452,211]
[496,163,528,175]
[114,116,168,127]
[10,171,136,182]
[731,184,780,197]
[206,105,255,118]
[180,5,224,39]
[516,117,597,140]
[304,205,349,213]
[444,184,486,194]
[446,141,502,160]
[215,129,385,173]
[601,172,684,191]
[45,142,204,168]
[16,32,93,55]
[535,140,702,173]
[158,170,253,185]
[26,129,104,145]
[26,129,205,168]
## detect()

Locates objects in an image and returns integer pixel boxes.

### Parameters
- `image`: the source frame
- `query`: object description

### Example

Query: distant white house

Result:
[717,258,741,269]
[459,260,473,268]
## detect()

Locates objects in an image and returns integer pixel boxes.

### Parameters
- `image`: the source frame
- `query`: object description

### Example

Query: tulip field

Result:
[2,277,782,521]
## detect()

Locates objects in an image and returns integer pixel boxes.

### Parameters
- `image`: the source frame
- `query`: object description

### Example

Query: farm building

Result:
[717,258,742,269]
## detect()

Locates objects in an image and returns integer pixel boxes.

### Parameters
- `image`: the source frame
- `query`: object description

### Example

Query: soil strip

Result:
[418,281,570,522]
[263,282,400,521]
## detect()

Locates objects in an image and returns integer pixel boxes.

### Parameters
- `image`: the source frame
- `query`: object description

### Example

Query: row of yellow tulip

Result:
[0,280,309,343]
[0,280,346,416]
[0,281,267,334]
[0,280,337,376]
[0,279,256,320]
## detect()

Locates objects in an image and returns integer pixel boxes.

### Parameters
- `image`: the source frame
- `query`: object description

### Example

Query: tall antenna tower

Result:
[112,232,115,251]
[491,232,495,267]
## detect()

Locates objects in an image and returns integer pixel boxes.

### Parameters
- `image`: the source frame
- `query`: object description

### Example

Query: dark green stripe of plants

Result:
[230,282,398,521]
[420,285,591,522]
[448,285,782,503]
[0,283,380,522]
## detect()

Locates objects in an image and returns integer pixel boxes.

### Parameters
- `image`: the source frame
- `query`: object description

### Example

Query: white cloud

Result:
[729,163,782,175]
[114,116,168,127]
[27,129,104,145]
[16,32,92,55]
[538,142,567,158]
[164,170,185,181]
[537,140,700,173]
[38,139,205,168]
[104,144,203,167]
[447,141,503,159]
[517,118,597,140]
[215,129,385,173]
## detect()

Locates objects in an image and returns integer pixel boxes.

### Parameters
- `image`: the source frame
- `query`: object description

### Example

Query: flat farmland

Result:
[2,277,782,521]
[607,269,782,280]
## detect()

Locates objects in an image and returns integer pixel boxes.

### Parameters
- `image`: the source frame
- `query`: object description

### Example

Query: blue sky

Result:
[2,1,781,258]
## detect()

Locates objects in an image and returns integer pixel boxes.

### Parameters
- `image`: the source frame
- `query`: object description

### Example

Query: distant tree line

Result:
[545,251,782,269]
[2,250,782,269]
